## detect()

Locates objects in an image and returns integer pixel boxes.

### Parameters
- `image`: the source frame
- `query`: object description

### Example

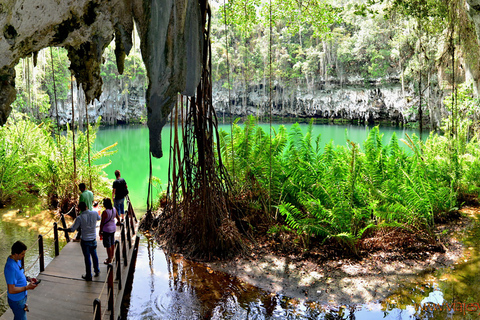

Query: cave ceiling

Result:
[0,0,203,158]
[3,0,480,158]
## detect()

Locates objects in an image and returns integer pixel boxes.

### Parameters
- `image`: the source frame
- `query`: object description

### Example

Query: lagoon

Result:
[93,122,422,213]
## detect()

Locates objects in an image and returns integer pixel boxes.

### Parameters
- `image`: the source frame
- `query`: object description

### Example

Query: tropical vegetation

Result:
[210,0,479,128]
[2,0,480,260]
[0,112,115,210]
[218,83,480,254]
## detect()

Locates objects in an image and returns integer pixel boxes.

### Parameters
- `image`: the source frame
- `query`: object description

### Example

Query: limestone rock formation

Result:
[0,0,203,158]
[212,78,445,128]
[467,0,480,45]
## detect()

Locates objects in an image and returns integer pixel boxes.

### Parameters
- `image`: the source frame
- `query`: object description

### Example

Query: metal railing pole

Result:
[53,222,60,256]
[121,224,127,267]
[107,264,114,312]
[126,212,132,248]
[60,213,70,242]
[93,298,101,320]
[127,236,140,281]
[129,208,135,236]
[115,240,122,289]
[38,235,45,272]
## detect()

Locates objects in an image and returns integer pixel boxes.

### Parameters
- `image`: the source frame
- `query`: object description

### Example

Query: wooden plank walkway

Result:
[1,219,139,320]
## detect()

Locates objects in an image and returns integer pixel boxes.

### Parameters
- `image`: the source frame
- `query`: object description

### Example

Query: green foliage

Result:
[220,118,477,254]
[11,39,147,123]
[261,0,342,38]
[440,82,480,196]
[219,116,287,210]
[386,0,448,22]
[221,0,259,37]
[43,48,71,102]
[0,113,114,208]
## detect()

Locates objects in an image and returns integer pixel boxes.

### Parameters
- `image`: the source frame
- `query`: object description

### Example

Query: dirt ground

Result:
[205,207,476,305]
[1,207,60,237]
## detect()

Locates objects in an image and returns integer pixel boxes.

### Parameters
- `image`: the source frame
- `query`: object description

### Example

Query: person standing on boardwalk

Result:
[79,182,94,210]
[74,183,93,241]
[99,198,120,264]
[4,241,38,320]
[112,170,128,222]
[59,201,101,281]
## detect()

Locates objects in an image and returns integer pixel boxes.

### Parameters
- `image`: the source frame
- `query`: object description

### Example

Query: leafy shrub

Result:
[0,113,114,209]
[220,117,477,254]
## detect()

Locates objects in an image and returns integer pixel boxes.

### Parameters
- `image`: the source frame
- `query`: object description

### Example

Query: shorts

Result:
[102,232,115,248]
[114,198,125,215]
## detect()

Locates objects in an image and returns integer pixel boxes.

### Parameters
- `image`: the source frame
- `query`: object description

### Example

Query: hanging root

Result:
[139,209,156,232]
[142,0,246,261]
[152,183,247,261]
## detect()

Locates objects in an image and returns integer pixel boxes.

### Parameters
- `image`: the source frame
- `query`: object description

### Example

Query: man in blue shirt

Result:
[4,241,38,320]
[59,201,101,281]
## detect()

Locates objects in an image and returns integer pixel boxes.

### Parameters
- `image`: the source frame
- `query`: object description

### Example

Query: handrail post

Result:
[115,240,122,288]
[121,224,127,266]
[128,196,137,223]
[107,264,114,312]
[53,222,60,256]
[93,298,101,320]
[129,208,135,236]
[126,214,132,249]
[127,236,140,281]
[38,235,45,272]
[60,213,70,242]
[125,206,130,229]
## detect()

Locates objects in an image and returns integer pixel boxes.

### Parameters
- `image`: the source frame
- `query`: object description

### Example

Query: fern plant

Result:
[219,117,478,255]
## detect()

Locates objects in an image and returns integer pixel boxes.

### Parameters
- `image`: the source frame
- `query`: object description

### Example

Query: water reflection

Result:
[382,210,480,320]
[126,223,480,320]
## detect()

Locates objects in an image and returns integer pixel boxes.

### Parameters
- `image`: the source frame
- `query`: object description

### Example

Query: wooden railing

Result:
[92,196,139,320]
[0,206,72,300]
[0,197,140,320]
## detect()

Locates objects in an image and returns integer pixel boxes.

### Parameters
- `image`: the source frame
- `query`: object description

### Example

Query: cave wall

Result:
[0,0,203,158]
[467,0,480,46]
[212,77,446,129]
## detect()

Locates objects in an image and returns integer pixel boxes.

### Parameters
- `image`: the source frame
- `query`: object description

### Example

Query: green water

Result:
[125,215,480,320]
[93,122,422,213]
[93,124,166,214]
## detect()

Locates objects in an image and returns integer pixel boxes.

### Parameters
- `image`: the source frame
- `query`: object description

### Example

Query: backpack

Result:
[116,179,129,198]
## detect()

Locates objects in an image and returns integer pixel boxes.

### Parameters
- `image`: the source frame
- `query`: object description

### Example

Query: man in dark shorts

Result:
[112,170,128,222]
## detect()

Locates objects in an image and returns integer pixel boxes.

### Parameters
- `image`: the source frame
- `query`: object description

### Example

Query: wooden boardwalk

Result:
[1,215,139,320]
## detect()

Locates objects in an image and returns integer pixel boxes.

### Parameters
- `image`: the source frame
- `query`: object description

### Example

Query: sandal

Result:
[103,259,110,265]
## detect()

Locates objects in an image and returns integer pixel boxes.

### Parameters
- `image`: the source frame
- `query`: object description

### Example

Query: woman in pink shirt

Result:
[99,198,120,264]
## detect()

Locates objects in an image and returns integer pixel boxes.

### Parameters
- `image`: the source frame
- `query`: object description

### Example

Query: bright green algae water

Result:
[93,123,422,213]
